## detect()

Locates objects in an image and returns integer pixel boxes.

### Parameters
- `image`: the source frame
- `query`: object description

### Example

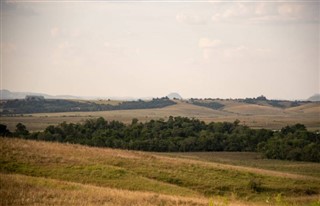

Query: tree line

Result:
[239,96,306,108]
[1,117,319,162]
[190,100,225,110]
[0,97,176,114]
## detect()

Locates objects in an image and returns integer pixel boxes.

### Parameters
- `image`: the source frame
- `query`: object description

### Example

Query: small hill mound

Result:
[308,94,320,102]
[167,92,182,100]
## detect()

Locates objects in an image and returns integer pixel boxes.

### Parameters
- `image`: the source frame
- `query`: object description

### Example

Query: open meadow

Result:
[1,138,320,206]
[1,100,319,132]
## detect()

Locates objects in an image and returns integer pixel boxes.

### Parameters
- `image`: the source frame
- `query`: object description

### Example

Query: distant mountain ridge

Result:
[1,89,318,102]
[0,90,136,100]
[0,90,80,100]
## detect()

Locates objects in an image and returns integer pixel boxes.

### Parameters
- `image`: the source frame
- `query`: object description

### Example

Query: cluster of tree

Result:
[2,117,319,162]
[190,100,225,110]
[116,97,176,110]
[0,97,176,114]
[258,124,320,162]
[267,100,302,108]
[239,96,307,108]
[0,123,29,137]
[0,124,11,136]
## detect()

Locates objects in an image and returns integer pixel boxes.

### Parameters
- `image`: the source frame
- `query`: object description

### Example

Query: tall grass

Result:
[1,173,208,206]
[1,138,320,205]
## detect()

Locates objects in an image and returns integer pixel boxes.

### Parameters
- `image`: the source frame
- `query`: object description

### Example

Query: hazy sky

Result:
[1,0,319,99]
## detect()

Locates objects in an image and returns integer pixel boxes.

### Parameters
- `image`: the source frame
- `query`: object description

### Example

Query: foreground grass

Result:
[1,138,320,205]
[0,173,209,206]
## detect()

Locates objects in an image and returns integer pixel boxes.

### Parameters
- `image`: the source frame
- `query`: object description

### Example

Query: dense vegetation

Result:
[0,97,176,114]
[1,117,319,162]
[190,99,224,110]
[258,124,320,162]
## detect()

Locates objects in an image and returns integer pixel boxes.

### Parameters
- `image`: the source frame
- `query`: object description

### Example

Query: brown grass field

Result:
[1,138,320,205]
[1,100,319,132]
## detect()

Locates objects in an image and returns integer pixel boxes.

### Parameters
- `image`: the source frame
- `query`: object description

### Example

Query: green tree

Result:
[15,123,29,137]
[0,124,11,137]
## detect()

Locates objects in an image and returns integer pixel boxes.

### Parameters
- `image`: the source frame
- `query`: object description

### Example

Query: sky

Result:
[1,0,319,100]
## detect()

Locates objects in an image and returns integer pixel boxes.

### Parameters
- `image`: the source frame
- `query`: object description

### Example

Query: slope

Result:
[1,138,320,205]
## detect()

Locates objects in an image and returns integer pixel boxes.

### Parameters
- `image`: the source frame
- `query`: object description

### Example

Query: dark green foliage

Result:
[0,124,11,137]
[290,101,301,107]
[239,96,306,108]
[6,118,319,162]
[190,100,224,110]
[258,124,320,162]
[0,97,176,114]
[256,95,267,101]
[268,100,286,108]
[15,123,29,137]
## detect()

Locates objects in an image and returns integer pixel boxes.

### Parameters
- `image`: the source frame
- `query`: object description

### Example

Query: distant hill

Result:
[0,90,139,101]
[0,90,80,100]
[167,92,182,100]
[308,94,320,102]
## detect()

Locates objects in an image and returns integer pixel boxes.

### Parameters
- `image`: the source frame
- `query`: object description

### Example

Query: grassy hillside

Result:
[1,138,320,205]
[1,100,319,132]
[1,173,208,206]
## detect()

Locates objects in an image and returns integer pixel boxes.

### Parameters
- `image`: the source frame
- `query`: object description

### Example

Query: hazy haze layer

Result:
[1,1,319,99]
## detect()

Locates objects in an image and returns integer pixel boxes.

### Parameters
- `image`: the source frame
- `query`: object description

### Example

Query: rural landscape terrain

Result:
[1,0,319,205]
[1,94,320,205]
[1,94,319,132]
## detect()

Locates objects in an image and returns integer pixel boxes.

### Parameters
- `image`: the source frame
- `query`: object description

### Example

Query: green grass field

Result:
[1,100,319,132]
[159,152,320,178]
[1,138,320,205]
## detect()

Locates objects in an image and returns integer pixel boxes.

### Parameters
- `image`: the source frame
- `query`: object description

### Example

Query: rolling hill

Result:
[308,94,320,102]
[167,92,183,100]
[1,138,320,205]
[1,99,319,132]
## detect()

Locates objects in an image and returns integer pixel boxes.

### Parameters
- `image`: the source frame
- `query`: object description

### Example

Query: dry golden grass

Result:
[286,103,320,113]
[0,173,210,206]
[1,173,261,206]
[223,104,283,115]
[1,138,320,206]
[5,137,314,181]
